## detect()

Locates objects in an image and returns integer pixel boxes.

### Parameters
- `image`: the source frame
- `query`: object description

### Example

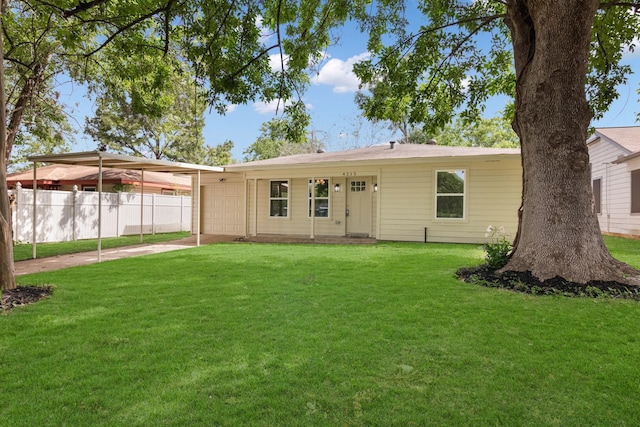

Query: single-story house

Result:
[196,142,522,243]
[588,126,640,238]
[7,164,192,195]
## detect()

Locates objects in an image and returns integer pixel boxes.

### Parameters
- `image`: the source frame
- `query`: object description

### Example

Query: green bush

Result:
[483,225,512,269]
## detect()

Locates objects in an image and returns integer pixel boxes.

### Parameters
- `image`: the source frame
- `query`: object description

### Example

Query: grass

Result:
[2,237,640,426]
[12,231,190,261]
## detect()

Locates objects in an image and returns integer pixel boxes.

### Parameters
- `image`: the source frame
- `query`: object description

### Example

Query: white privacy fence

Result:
[10,184,192,243]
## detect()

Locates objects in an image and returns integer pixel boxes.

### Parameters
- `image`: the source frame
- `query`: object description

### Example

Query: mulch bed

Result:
[457,265,640,299]
[1,286,54,312]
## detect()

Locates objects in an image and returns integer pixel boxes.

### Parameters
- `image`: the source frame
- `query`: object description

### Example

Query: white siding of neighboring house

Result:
[589,138,640,237]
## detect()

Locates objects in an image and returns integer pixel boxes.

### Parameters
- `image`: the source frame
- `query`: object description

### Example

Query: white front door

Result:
[346,178,372,236]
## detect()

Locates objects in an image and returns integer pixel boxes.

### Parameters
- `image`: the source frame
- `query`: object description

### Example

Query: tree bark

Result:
[0,5,17,290]
[5,56,51,163]
[504,0,639,284]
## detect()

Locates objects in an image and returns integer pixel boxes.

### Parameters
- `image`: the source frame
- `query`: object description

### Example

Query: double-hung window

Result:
[309,178,330,217]
[436,170,466,219]
[270,180,289,217]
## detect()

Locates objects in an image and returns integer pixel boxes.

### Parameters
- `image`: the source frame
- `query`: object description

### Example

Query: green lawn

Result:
[12,231,191,261]
[2,237,640,426]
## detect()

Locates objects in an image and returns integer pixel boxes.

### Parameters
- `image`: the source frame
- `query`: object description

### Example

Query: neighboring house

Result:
[7,164,191,195]
[195,142,522,244]
[588,126,640,238]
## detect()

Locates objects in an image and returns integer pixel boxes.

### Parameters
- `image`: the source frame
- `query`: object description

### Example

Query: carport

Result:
[27,151,224,261]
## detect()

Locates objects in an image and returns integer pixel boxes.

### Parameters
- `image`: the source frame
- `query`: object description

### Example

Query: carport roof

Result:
[28,151,224,174]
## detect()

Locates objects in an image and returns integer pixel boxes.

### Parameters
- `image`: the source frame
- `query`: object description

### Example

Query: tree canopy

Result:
[84,61,221,164]
[353,2,639,133]
[243,118,324,161]
[427,115,519,148]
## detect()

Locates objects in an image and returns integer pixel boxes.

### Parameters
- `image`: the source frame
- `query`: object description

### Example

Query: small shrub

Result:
[483,225,512,270]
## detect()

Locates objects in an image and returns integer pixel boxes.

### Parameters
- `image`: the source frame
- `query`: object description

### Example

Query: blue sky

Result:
[63,18,640,162]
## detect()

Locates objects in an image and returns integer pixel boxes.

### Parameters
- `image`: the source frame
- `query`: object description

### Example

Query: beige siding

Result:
[193,172,245,236]
[589,139,640,237]
[378,158,521,243]
[198,156,522,244]
[253,177,351,237]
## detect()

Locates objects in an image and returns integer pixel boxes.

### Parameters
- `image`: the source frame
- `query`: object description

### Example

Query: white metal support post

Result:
[32,163,37,259]
[140,169,145,243]
[310,177,315,239]
[196,170,201,246]
[97,155,103,262]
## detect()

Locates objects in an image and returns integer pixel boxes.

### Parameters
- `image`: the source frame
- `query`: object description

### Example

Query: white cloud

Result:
[225,104,237,113]
[313,52,370,93]
[269,53,290,72]
[252,99,312,115]
[622,9,640,58]
[256,16,274,44]
[253,99,292,114]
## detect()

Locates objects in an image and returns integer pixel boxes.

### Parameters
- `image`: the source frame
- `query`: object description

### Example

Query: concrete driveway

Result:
[14,235,237,275]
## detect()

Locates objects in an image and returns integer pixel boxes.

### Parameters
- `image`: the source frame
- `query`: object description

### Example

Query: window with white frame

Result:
[270,180,289,217]
[436,170,466,219]
[309,178,330,217]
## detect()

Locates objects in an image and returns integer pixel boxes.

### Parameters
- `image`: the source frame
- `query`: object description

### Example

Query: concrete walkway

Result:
[14,235,234,276]
[14,234,376,275]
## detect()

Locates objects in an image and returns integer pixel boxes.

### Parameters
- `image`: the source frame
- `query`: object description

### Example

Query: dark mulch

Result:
[457,265,640,299]
[1,286,54,312]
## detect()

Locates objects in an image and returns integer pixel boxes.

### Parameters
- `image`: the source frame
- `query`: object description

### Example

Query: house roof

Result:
[226,143,521,171]
[588,126,640,153]
[7,164,192,189]
[587,126,640,164]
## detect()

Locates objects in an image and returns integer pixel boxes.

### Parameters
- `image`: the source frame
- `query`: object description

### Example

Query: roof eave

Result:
[613,151,640,164]
[225,152,521,172]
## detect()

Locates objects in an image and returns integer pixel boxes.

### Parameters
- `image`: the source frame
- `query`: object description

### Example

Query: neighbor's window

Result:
[436,170,465,219]
[82,185,96,192]
[592,178,601,214]
[270,180,289,217]
[632,170,640,213]
[309,178,329,217]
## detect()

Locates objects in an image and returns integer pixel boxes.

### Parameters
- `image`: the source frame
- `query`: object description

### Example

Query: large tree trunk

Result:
[5,56,51,163]
[0,4,16,290]
[503,0,639,285]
